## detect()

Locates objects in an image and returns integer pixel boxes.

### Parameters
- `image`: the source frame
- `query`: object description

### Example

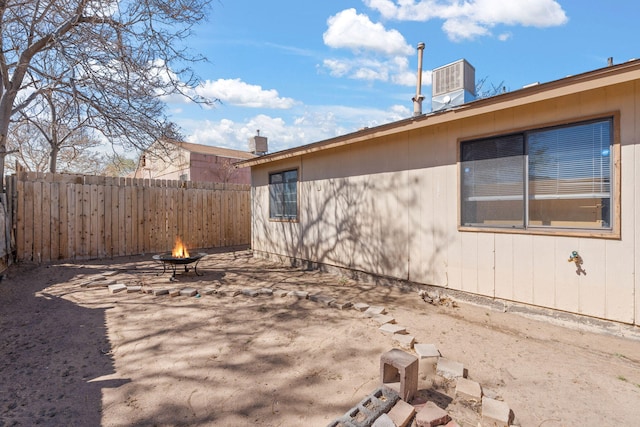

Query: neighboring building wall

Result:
[249,73,640,325]
[190,153,251,184]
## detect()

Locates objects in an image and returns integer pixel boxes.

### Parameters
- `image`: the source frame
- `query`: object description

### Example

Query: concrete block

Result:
[274,289,289,297]
[393,334,415,350]
[481,397,512,427]
[365,306,386,317]
[169,289,180,297]
[330,301,353,310]
[353,302,370,312]
[387,399,415,427]
[309,294,335,306]
[437,358,466,379]
[85,280,111,288]
[379,324,406,334]
[257,288,273,296]
[414,344,441,359]
[328,387,399,427]
[126,285,142,293]
[371,413,395,427]
[415,401,451,427]
[372,314,395,325]
[152,288,170,296]
[456,378,482,402]
[202,288,217,295]
[108,284,127,294]
[287,290,309,299]
[381,348,419,402]
[242,288,260,297]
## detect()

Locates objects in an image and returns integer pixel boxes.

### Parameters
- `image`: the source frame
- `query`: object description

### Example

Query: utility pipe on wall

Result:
[412,42,426,116]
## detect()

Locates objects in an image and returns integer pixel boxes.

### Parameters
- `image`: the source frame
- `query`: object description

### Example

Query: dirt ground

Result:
[1,247,640,427]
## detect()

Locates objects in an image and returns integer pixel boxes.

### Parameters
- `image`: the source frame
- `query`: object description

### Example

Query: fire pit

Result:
[153,237,207,281]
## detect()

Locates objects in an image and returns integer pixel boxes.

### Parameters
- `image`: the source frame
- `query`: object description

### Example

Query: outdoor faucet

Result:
[568,251,586,275]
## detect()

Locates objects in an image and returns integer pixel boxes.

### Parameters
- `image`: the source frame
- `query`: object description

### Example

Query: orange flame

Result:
[172,237,190,258]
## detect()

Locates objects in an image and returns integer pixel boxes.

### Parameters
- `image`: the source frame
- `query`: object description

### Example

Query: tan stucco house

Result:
[135,139,257,184]
[240,59,640,327]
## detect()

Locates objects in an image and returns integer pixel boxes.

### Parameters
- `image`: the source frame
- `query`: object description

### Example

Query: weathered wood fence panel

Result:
[7,172,251,262]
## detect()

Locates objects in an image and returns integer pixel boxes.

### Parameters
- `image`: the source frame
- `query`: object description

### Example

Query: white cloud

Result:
[179,105,411,153]
[323,8,414,56]
[363,0,568,41]
[321,9,430,87]
[196,79,297,109]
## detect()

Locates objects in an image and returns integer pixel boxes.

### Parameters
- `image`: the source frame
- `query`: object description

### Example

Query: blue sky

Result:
[164,0,639,154]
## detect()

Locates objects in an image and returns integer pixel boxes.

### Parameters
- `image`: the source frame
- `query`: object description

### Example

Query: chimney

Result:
[248,130,268,156]
[412,42,426,116]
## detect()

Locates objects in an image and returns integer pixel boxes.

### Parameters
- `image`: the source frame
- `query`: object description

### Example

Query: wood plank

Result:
[90,184,99,258]
[40,180,51,263]
[118,182,126,256]
[104,181,112,257]
[58,183,69,260]
[32,181,43,263]
[15,178,25,261]
[22,181,34,261]
[50,182,60,261]
[74,183,84,260]
[125,184,133,256]
[137,183,144,254]
[142,184,151,254]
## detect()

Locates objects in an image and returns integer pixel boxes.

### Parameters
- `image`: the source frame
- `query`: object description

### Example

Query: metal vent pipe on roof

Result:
[412,42,426,116]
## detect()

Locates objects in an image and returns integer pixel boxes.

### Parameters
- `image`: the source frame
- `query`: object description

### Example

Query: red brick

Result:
[387,399,416,427]
[415,401,451,427]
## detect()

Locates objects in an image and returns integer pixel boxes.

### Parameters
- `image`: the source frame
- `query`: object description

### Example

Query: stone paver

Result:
[437,357,466,379]
[414,344,441,358]
[379,323,406,334]
[393,333,415,349]
[108,283,127,294]
[456,378,482,402]
[309,294,335,306]
[287,290,309,299]
[152,288,169,296]
[330,301,353,310]
[481,397,512,427]
[371,314,395,325]
[353,302,370,311]
[371,413,395,427]
[365,306,386,316]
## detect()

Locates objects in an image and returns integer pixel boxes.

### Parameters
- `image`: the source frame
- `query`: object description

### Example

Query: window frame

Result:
[458,113,621,239]
[268,168,299,222]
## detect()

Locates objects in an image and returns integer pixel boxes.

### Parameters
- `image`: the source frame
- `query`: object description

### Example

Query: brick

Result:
[257,288,273,296]
[108,284,127,294]
[152,288,170,296]
[273,289,289,297]
[126,285,142,293]
[372,413,395,427]
[202,288,217,295]
[415,344,440,388]
[242,288,260,297]
[85,280,112,288]
[232,290,243,297]
[381,348,419,402]
[372,314,395,325]
[169,289,180,297]
[481,397,512,427]
[379,324,406,334]
[415,402,451,427]
[437,358,466,379]
[387,399,415,427]
[330,301,353,310]
[393,333,415,350]
[444,421,461,427]
[365,306,386,316]
[353,302,370,312]
[456,378,482,402]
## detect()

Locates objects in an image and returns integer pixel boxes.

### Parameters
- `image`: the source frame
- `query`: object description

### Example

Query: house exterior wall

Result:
[250,77,640,325]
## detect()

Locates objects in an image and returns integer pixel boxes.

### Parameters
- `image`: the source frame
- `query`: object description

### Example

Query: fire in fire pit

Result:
[153,237,207,281]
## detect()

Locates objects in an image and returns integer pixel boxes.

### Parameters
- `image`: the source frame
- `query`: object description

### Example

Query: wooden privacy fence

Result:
[6,172,251,263]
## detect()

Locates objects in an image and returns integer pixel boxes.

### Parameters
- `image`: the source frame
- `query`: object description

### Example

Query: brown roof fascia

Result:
[237,59,640,168]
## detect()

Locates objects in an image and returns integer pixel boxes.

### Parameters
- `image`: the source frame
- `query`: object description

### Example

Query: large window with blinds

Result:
[269,169,298,220]
[461,118,613,231]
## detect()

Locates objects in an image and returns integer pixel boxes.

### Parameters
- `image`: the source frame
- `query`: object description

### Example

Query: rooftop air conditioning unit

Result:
[431,59,476,112]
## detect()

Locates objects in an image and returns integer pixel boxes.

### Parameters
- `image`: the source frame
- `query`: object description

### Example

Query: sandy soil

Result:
[1,247,640,427]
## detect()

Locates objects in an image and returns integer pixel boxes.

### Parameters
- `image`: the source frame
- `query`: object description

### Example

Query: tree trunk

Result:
[49,145,58,174]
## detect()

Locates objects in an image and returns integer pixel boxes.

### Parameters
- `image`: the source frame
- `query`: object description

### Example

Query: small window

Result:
[269,169,298,220]
[461,118,613,231]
